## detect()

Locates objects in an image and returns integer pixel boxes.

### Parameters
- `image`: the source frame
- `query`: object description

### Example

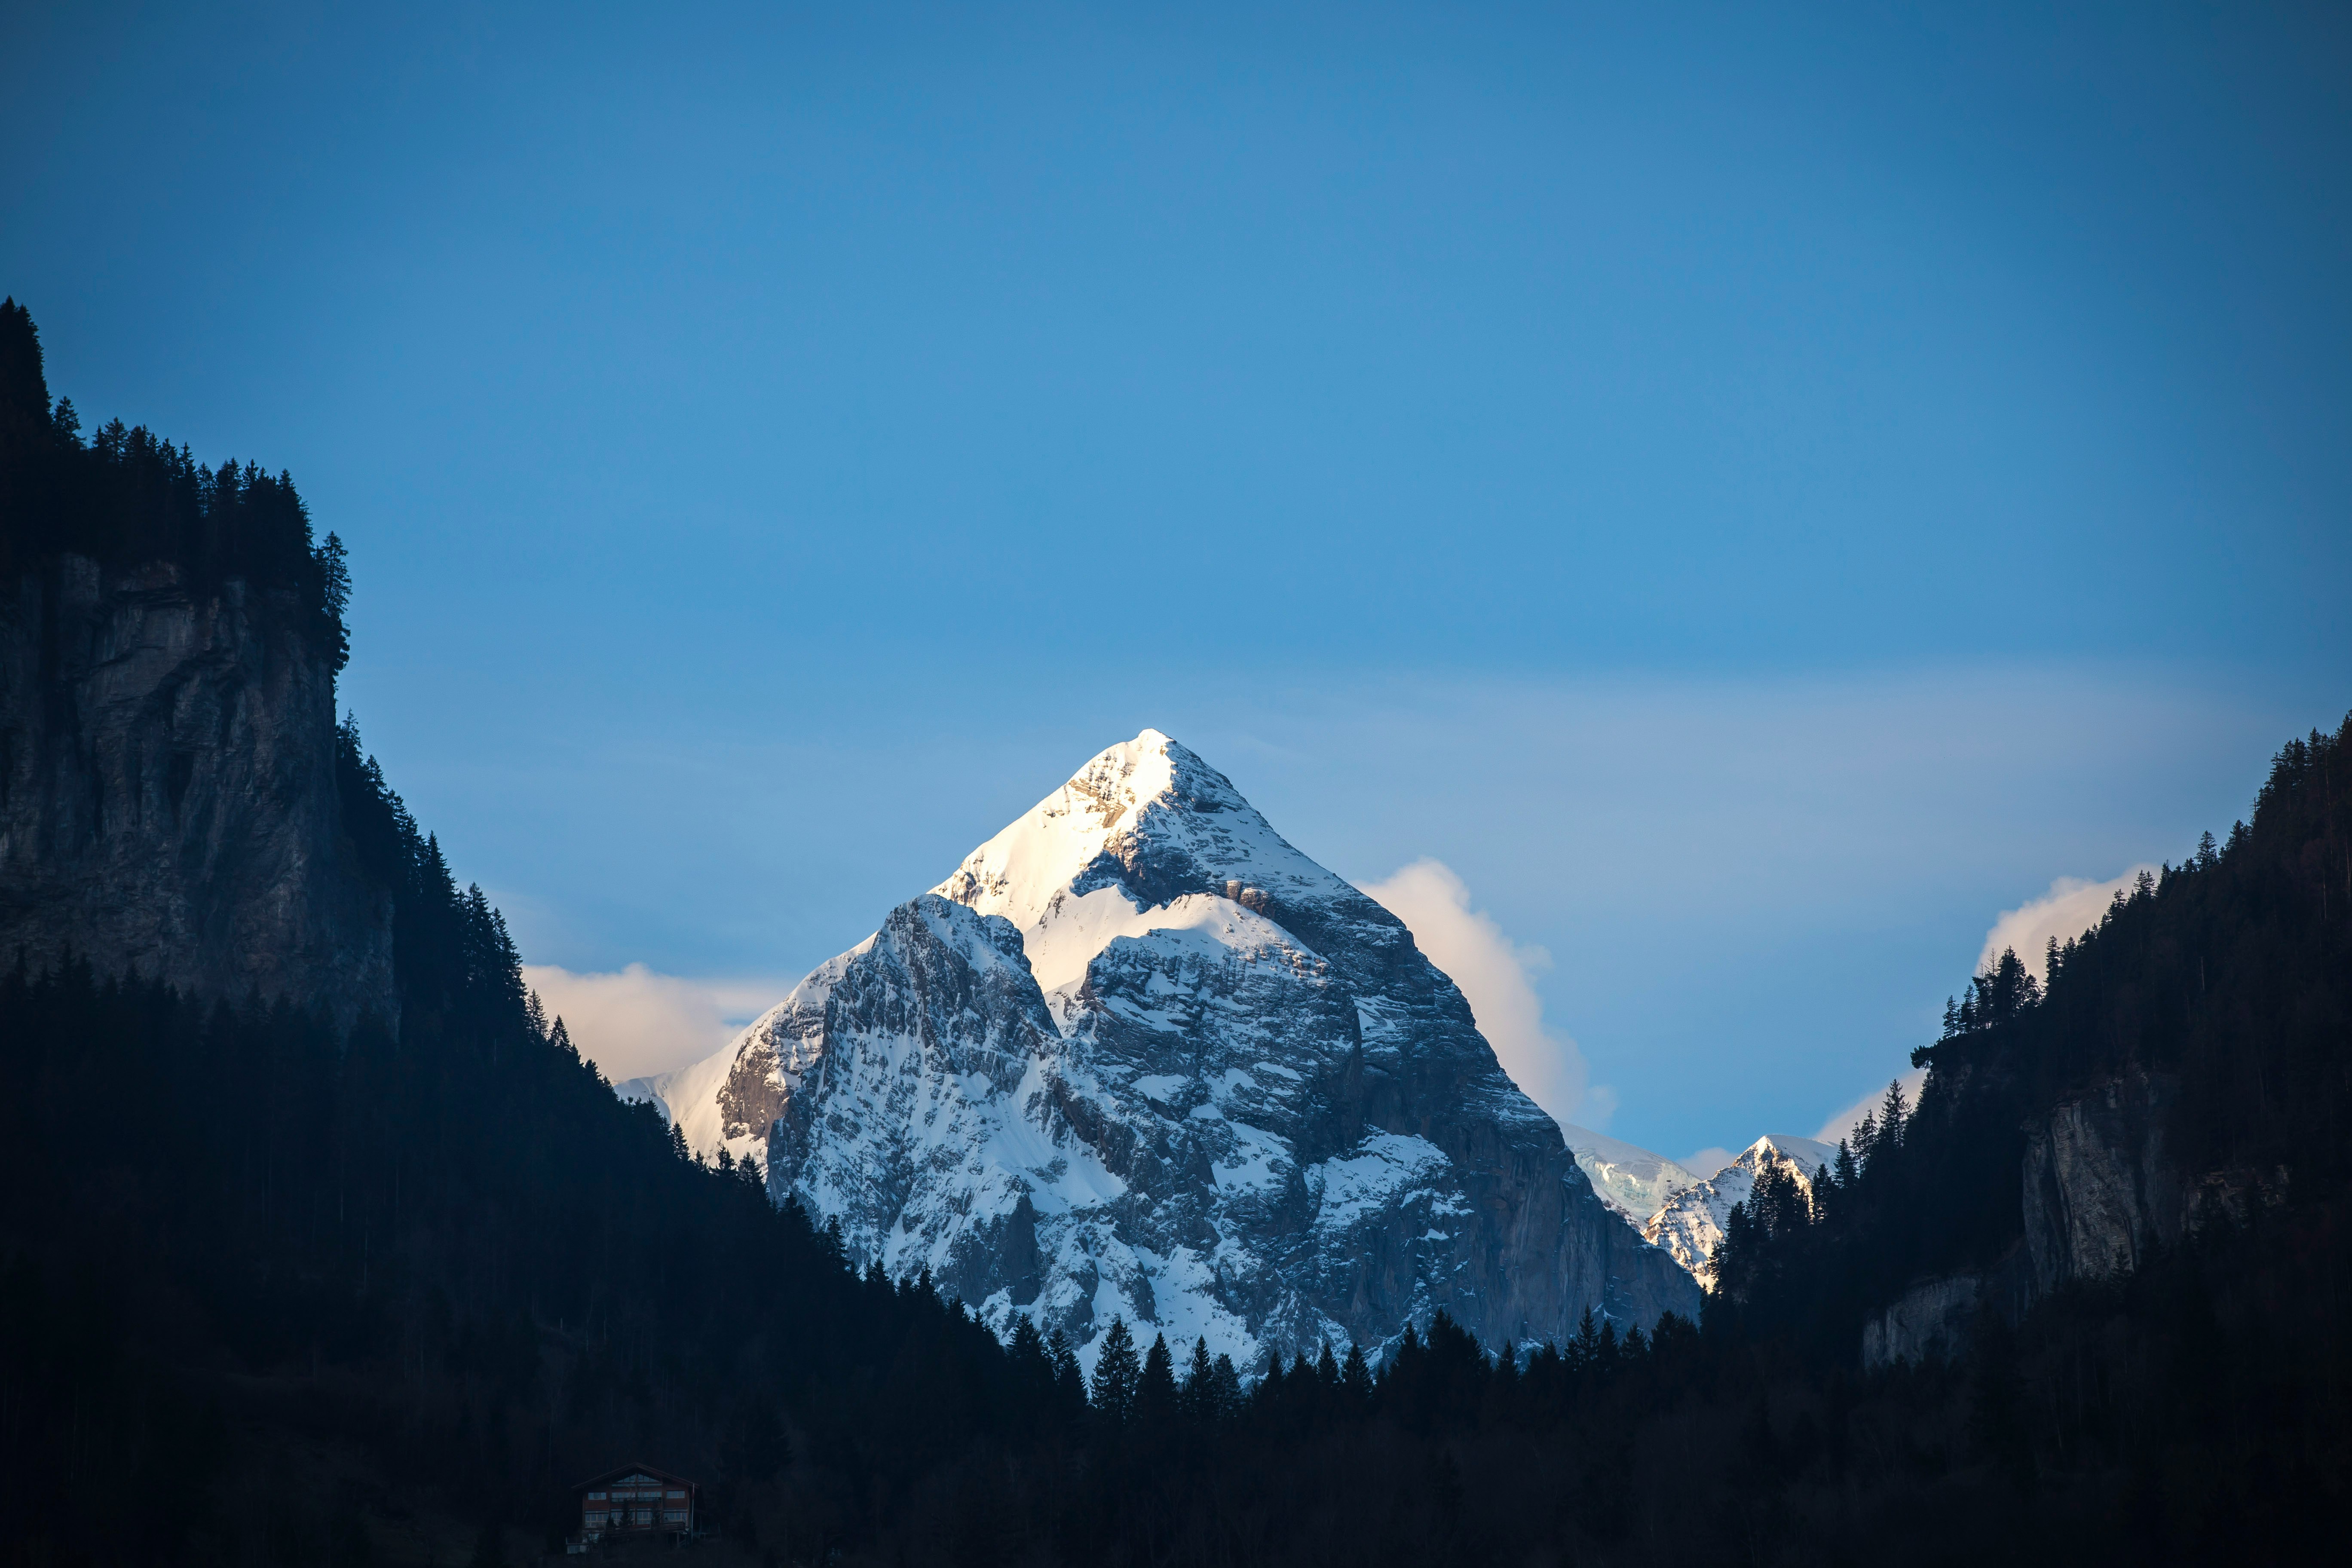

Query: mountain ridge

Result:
[648,729,1699,1363]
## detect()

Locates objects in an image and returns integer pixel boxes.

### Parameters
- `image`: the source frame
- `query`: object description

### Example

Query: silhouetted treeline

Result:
[0,299,347,664]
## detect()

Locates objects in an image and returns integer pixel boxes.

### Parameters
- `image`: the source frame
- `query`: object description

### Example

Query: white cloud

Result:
[1804,867,2152,1152]
[520,962,785,1082]
[1815,1066,1929,1147]
[1681,1146,1737,1178]
[1978,866,2157,981]
[1359,858,1611,1131]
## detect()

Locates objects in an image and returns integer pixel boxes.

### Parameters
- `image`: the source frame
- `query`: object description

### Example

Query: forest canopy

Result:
[0,299,347,666]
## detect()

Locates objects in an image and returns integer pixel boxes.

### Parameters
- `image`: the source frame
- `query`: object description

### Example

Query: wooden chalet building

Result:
[573,1463,698,1546]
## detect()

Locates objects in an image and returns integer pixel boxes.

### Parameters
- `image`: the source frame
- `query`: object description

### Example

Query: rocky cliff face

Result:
[1859,1274,1984,1370]
[1857,1078,2187,1369]
[1861,1070,2277,1367]
[2021,1071,2183,1296]
[0,555,393,1026]
[652,730,1699,1367]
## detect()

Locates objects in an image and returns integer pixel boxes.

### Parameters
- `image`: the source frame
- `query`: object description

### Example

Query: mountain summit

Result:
[646,730,1697,1366]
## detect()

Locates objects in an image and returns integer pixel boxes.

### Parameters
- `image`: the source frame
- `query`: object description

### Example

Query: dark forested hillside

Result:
[0,716,1107,1565]
[3,300,2345,1565]
[1707,712,2352,1557]
[1715,713,2352,1341]
[0,306,1076,1565]
[0,299,346,662]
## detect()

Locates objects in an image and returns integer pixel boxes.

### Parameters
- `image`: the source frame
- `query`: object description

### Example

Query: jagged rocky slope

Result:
[0,555,394,1026]
[1562,1125,1705,1222]
[1643,1134,1834,1286]
[646,729,1699,1365]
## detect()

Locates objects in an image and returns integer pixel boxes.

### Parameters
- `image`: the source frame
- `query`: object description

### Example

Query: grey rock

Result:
[2021,1071,2182,1295]
[1860,1274,1983,1369]
[0,556,393,1028]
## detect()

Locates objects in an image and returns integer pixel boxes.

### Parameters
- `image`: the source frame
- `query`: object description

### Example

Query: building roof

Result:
[573,1462,696,1491]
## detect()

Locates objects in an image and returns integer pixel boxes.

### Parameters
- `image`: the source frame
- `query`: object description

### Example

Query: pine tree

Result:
[1136,1333,1178,1427]
[316,530,352,671]
[1571,1307,1602,1374]
[0,297,49,419]
[1047,1328,1086,1411]
[1876,1079,1909,1151]
[1008,1317,1054,1417]
[1090,1317,1140,1424]
[1341,1342,1373,1403]
[1181,1336,1214,1419]
[1208,1353,1242,1420]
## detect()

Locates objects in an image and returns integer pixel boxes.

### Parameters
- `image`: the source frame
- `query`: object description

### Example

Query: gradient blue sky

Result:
[5,1,2346,1160]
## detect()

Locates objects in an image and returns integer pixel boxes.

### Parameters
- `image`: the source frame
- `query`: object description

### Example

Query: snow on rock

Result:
[1643,1135,1836,1288]
[1562,1125,1706,1222]
[648,729,1700,1369]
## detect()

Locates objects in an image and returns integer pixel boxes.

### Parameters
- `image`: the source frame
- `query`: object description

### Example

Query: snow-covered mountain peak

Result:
[932,728,1366,1000]
[1746,1133,1835,1172]
[637,730,1698,1366]
[1562,1126,1705,1222]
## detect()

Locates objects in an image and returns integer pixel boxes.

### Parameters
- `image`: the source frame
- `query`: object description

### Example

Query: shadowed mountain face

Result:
[0,556,393,1028]
[660,730,1697,1366]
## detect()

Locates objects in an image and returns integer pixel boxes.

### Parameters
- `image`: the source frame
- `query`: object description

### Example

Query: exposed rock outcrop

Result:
[1861,1274,1983,1369]
[1858,1250,2037,1370]
[2021,1071,2182,1295]
[1862,1070,2285,1367]
[0,555,392,1026]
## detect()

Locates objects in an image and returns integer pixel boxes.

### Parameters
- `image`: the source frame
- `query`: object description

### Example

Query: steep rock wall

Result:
[1860,1275,1982,1370]
[2021,1072,2182,1295]
[0,555,392,1025]
[1862,1071,2248,1366]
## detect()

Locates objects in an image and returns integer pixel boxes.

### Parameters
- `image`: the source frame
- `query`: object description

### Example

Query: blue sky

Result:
[5,1,2346,1161]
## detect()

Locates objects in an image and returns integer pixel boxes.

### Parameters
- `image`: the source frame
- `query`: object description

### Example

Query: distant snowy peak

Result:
[1562,1126,1705,1221]
[1644,1135,1836,1287]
